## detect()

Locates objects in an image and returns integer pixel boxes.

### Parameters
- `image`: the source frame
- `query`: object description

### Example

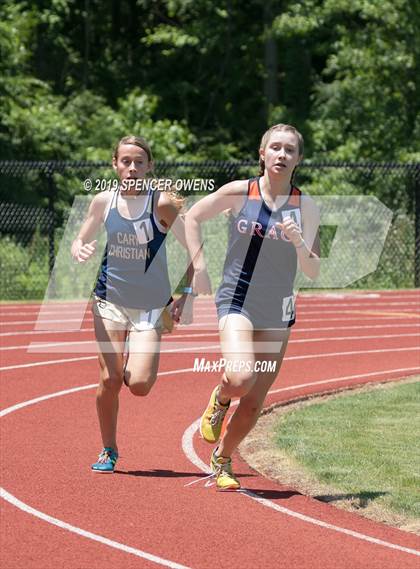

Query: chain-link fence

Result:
[0,201,54,299]
[0,161,419,300]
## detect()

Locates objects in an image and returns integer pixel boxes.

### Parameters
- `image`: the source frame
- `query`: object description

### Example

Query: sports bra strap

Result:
[146,184,154,214]
[103,189,118,222]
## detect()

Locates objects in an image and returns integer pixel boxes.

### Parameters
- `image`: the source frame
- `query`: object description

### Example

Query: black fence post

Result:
[415,167,420,288]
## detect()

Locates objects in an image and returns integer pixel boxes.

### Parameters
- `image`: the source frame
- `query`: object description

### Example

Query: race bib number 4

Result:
[282,295,295,322]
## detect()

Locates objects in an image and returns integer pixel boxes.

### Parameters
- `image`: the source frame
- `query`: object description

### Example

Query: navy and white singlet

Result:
[215,177,303,328]
[94,189,171,309]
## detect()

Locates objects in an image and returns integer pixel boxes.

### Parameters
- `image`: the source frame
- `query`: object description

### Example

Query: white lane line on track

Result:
[0,344,219,372]
[293,323,420,333]
[2,301,420,317]
[1,341,95,351]
[297,301,420,308]
[1,321,419,339]
[162,344,220,354]
[276,309,420,315]
[2,366,420,564]
[3,313,420,327]
[0,291,418,308]
[181,367,420,558]
[310,315,417,323]
[0,328,94,338]
[199,304,420,313]
[1,318,94,326]
[0,302,88,309]
[1,310,91,317]
[0,366,198,569]
[286,346,420,361]
[0,489,191,569]
[2,346,419,373]
[8,340,208,354]
[0,367,195,418]
[291,333,420,343]
[162,315,420,327]
[2,332,419,353]
[0,356,97,371]
[0,329,220,341]
[1,296,418,318]
[174,316,420,330]
[264,368,420,395]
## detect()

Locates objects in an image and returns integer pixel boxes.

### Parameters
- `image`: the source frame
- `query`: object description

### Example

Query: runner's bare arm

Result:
[71,193,110,263]
[295,195,320,280]
[157,192,194,321]
[184,180,248,294]
[157,192,194,285]
[157,192,188,247]
[184,180,248,272]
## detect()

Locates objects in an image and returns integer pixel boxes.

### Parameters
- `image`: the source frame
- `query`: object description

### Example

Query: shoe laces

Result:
[184,471,215,487]
[184,455,236,488]
[98,448,116,464]
[214,456,234,477]
[210,404,228,426]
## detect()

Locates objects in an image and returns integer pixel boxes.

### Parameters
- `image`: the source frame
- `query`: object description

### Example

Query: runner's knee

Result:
[126,372,157,397]
[99,371,123,392]
[222,370,256,398]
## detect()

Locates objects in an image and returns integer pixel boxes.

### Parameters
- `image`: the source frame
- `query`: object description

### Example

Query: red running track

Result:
[1,290,420,568]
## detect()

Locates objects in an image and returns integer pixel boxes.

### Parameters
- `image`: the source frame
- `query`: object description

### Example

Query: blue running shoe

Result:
[91,447,118,473]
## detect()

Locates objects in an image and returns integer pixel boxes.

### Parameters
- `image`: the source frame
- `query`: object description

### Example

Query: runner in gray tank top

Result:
[72,135,195,473]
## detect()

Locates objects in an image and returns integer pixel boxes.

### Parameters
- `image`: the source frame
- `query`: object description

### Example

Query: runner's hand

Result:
[277,219,303,248]
[72,240,97,263]
[170,295,194,325]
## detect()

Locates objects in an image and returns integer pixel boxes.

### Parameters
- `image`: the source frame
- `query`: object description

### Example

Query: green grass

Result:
[274,382,420,520]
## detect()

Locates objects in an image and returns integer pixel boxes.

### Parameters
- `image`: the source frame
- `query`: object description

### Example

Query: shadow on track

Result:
[242,489,302,500]
[115,468,210,478]
[315,490,388,508]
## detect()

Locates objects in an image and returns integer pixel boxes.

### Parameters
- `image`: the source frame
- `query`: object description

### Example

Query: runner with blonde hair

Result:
[185,124,320,489]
